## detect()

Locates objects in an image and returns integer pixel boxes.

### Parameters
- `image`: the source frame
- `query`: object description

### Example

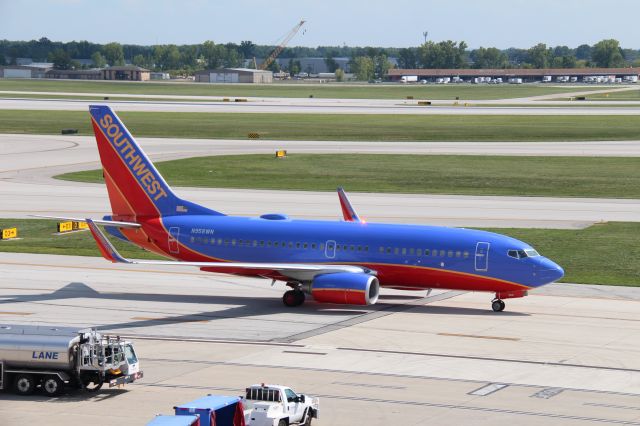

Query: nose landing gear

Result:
[491,299,505,312]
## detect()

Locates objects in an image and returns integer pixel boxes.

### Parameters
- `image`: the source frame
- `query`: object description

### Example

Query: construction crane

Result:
[260,20,306,71]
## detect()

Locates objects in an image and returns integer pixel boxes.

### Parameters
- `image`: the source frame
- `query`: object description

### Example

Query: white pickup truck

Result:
[243,383,319,426]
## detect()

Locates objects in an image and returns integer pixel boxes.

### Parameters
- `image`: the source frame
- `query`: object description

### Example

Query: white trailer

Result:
[0,324,142,396]
[542,76,552,83]
[243,384,319,426]
[400,75,418,83]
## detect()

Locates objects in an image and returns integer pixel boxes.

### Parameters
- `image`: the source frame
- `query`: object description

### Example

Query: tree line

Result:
[0,37,638,80]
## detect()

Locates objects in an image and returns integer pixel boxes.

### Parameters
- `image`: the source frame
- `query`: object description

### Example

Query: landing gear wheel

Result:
[14,374,36,395]
[492,299,505,312]
[42,376,63,396]
[283,289,305,307]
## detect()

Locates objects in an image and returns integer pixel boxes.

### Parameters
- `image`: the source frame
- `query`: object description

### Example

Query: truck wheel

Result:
[42,376,63,396]
[14,374,36,395]
[81,372,103,392]
[277,419,288,426]
[303,409,313,426]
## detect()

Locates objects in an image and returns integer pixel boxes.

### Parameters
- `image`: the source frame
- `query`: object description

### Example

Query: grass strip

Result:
[0,79,582,100]
[59,154,640,199]
[1,219,637,286]
[2,110,640,141]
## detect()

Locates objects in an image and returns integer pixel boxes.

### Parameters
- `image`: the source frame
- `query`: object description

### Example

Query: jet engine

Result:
[310,273,380,305]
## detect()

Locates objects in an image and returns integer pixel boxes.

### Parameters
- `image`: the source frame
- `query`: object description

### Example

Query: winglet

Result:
[85,219,131,264]
[337,187,362,223]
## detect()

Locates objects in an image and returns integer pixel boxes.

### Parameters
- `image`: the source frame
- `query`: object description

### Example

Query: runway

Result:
[2,97,640,115]
[1,134,639,228]
[0,253,639,425]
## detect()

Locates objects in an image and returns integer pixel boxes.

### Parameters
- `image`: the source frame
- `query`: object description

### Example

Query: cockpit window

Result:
[508,248,540,259]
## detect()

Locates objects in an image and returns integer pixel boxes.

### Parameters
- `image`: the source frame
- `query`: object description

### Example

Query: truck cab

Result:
[243,383,319,426]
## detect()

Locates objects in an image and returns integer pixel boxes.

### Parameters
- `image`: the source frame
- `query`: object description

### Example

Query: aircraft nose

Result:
[535,258,564,286]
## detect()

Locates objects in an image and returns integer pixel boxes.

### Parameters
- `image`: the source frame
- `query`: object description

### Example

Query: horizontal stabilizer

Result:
[30,215,141,229]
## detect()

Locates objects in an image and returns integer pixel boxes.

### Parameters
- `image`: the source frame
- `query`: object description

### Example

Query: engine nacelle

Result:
[311,273,380,305]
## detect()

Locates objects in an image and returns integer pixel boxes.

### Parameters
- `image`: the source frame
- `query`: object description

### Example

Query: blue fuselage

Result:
[141,214,564,293]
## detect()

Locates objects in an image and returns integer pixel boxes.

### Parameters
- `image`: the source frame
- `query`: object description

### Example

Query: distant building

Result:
[388,67,640,82]
[194,68,272,83]
[102,65,150,81]
[0,64,51,78]
[46,69,102,80]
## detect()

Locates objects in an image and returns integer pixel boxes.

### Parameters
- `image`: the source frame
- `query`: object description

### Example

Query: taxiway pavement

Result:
[0,253,639,425]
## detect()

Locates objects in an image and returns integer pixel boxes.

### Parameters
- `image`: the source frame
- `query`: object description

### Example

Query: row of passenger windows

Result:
[379,246,470,259]
[190,236,469,259]
[191,236,328,250]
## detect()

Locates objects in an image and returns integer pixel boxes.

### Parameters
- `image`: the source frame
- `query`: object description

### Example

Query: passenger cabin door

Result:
[325,240,336,259]
[475,242,490,272]
[168,227,180,254]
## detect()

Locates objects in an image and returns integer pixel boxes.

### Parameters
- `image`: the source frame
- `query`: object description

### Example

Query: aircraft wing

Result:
[30,215,141,229]
[85,219,373,281]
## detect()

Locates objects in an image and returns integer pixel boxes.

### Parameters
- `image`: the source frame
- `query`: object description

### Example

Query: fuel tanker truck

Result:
[0,324,143,396]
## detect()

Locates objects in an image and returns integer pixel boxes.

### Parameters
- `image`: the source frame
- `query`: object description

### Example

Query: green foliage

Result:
[131,54,148,68]
[49,48,73,70]
[335,68,345,82]
[350,56,375,80]
[1,37,637,75]
[90,51,106,68]
[471,47,507,68]
[102,42,125,66]
[397,48,418,69]
[592,39,626,67]
[324,52,339,72]
[526,43,551,68]
[374,54,392,78]
[0,53,6,66]
[419,40,468,68]
[287,58,301,75]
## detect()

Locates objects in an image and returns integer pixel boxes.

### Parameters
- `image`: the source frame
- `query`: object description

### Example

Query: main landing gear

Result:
[283,287,306,307]
[491,298,506,312]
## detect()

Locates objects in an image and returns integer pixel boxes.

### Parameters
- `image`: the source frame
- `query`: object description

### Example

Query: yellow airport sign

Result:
[72,221,88,231]
[1,228,17,240]
[57,221,73,233]
[275,150,287,158]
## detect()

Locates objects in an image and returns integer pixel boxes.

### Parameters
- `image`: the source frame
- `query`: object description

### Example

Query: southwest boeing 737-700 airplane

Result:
[44,105,564,312]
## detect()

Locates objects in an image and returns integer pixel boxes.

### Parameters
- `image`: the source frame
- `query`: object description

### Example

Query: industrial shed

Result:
[194,68,273,83]
[102,65,150,81]
[46,69,102,80]
[0,65,51,78]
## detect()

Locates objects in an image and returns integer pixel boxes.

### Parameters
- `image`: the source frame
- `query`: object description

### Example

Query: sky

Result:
[1,0,639,49]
